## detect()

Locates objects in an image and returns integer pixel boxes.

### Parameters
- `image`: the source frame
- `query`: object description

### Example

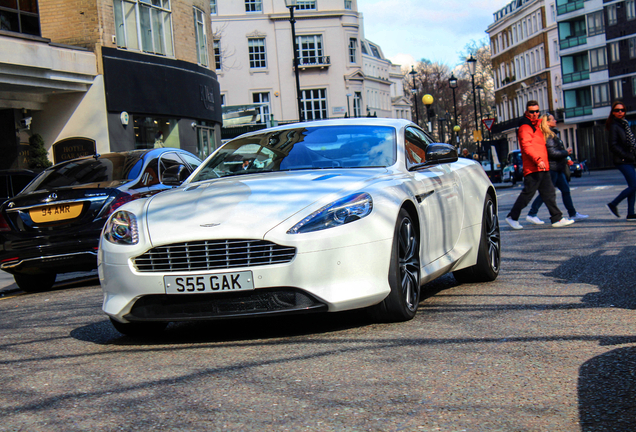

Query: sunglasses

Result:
[613,109,626,113]
[528,110,540,114]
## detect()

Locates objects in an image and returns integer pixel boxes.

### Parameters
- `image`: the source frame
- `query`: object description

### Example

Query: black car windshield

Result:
[22,153,144,193]
[191,125,397,182]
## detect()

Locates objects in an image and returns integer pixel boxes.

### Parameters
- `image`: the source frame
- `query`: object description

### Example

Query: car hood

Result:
[144,169,388,245]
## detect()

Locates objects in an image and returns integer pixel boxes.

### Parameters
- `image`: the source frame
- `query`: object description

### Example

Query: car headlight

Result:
[287,193,373,234]
[103,210,139,245]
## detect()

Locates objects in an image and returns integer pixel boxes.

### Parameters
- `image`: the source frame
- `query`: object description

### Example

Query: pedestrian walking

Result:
[606,101,636,221]
[525,113,588,224]
[505,100,574,229]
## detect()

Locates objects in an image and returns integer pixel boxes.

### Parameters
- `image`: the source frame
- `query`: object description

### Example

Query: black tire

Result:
[109,317,168,337]
[14,273,56,293]
[453,193,501,283]
[369,208,421,322]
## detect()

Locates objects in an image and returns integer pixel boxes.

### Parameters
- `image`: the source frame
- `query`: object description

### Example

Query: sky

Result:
[357,0,513,69]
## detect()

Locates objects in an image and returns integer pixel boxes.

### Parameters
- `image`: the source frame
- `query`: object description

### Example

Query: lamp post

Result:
[475,84,484,141]
[409,65,419,125]
[448,73,458,127]
[422,94,433,133]
[467,55,479,156]
[285,0,304,122]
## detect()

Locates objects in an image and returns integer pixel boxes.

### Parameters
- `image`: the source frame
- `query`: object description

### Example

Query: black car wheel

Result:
[109,318,168,337]
[369,208,421,322]
[453,193,501,283]
[14,273,56,293]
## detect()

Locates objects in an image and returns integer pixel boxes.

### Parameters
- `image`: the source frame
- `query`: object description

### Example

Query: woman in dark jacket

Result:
[606,101,636,220]
[525,113,588,224]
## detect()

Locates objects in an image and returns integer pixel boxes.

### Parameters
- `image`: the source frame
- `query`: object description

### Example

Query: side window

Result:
[159,152,187,182]
[179,153,202,173]
[404,127,429,167]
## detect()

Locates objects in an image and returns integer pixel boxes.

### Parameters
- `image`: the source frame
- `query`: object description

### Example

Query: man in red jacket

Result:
[505,101,574,229]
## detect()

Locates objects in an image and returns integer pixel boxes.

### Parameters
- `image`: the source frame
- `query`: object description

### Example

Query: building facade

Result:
[558,0,636,169]
[487,0,579,156]
[210,0,408,130]
[0,0,222,169]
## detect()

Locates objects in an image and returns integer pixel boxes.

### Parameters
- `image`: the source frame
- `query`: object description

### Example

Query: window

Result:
[612,79,623,99]
[248,38,267,68]
[587,11,604,36]
[628,0,636,20]
[0,0,39,35]
[344,0,352,9]
[253,92,271,123]
[245,0,262,12]
[214,39,222,70]
[353,92,362,117]
[296,35,323,65]
[607,4,617,26]
[589,47,607,71]
[113,0,174,56]
[609,42,620,63]
[193,8,208,66]
[301,89,327,120]
[210,0,217,14]
[404,127,432,167]
[592,83,610,108]
[349,38,357,63]
[633,77,636,96]
[631,37,636,59]
[296,0,316,9]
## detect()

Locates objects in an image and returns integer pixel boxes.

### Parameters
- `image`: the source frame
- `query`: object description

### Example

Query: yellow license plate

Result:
[30,203,84,223]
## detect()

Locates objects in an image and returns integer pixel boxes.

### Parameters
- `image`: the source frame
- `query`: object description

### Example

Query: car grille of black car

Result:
[133,240,296,272]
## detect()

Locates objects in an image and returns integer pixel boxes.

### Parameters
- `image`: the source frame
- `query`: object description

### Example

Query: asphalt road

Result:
[1,169,635,431]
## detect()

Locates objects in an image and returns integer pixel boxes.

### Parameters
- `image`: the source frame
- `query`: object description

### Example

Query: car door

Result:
[404,127,463,264]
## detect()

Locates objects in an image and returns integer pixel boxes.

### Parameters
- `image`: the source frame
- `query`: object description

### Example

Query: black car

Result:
[502,150,523,185]
[0,169,38,204]
[0,148,201,292]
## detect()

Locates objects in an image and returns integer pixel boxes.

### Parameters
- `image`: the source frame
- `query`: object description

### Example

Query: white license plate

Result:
[164,271,254,294]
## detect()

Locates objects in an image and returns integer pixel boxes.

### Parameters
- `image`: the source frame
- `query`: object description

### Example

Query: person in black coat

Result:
[525,113,588,224]
[606,101,636,220]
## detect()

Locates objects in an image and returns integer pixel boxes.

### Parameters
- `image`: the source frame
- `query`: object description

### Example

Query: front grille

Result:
[133,239,296,272]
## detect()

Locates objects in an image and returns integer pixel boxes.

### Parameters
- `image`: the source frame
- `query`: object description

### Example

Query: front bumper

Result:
[100,238,393,323]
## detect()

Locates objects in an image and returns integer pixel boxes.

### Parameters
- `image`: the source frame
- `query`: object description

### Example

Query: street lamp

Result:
[467,55,479,156]
[448,73,458,128]
[409,65,419,125]
[285,0,304,122]
[422,94,433,133]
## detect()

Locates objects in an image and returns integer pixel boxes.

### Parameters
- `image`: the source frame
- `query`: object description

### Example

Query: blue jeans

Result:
[528,170,576,217]
[610,163,636,216]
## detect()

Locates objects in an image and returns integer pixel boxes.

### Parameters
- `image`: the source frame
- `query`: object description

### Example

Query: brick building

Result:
[0,0,222,169]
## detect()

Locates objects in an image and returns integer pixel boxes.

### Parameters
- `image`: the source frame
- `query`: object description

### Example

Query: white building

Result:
[210,0,409,128]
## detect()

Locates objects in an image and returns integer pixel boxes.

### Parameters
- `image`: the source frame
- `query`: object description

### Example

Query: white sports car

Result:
[99,118,500,336]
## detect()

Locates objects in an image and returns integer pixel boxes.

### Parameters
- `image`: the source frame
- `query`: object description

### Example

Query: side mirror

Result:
[425,143,458,165]
[162,164,189,186]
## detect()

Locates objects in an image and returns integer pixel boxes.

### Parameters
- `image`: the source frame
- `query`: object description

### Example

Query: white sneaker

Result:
[525,215,545,225]
[506,217,523,230]
[552,217,575,228]
[571,212,589,220]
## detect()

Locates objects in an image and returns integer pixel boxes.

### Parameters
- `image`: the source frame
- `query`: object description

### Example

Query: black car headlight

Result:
[104,210,139,245]
[287,193,373,234]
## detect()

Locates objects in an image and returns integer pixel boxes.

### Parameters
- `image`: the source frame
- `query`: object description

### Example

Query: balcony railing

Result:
[560,35,587,50]
[563,70,590,83]
[297,56,330,69]
[565,106,593,118]
[557,0,586,15]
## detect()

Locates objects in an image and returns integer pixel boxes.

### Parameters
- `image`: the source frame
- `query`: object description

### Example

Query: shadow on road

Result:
[546,246,636,309]
[579,346,636,431]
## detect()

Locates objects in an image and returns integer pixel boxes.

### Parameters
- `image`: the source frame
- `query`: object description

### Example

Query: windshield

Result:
[22,153,145,193]
[191,125,397,182]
